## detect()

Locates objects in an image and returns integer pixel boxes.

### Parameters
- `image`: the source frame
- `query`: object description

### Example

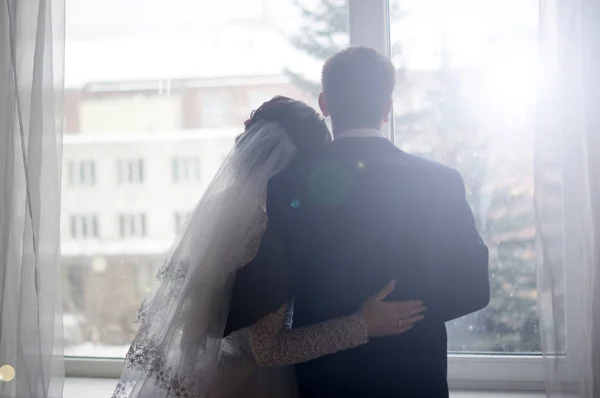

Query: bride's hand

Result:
[359,280,427,338]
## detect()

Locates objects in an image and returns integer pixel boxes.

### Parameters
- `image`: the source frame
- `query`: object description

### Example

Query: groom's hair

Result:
[321,46,395,130]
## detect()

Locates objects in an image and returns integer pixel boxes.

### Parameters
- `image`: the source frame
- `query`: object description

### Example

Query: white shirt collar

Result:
[334,128,385,140]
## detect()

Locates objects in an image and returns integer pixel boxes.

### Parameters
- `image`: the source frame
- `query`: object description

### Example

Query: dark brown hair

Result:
[239,96,330,156]
[321,46,395,131]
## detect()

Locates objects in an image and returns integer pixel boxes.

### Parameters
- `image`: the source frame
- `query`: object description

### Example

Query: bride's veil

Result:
[112,118,299,398]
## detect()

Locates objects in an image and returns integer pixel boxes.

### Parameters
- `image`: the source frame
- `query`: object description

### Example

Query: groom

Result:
[231,46,490,397]
[268,47,489,397]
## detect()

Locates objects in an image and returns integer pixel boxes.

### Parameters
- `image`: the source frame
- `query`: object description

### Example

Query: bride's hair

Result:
[238,95,331,157]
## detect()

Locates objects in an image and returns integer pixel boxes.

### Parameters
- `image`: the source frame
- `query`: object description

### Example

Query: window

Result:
[200,91,233,127]
[62,0,345,362]
[389,0,542,355]
[69,214,99,239]
[173,211,191,234]
[172,157,201,183]
[62,0,562,390]
[117,159,144,184]
[118,213,147,238]
[68,160,96,186]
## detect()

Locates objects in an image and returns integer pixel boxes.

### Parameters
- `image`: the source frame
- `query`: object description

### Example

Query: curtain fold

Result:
[0,0,65,397]
[536,0,599,397]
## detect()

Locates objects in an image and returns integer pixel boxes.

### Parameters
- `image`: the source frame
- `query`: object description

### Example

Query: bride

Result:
[112,96,426,398]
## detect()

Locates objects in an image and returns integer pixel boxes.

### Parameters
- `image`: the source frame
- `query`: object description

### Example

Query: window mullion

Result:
[348,0,393,141]
[348,0,390,55]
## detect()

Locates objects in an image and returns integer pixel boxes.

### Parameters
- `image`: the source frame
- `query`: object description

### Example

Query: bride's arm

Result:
[248,303,369,367]
[238,214,426,365]
[248,280,427,367]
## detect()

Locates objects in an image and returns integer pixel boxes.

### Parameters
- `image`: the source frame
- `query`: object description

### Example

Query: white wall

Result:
[80,95,183,133]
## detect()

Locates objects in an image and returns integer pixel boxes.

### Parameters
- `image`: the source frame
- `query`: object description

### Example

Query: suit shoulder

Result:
[390,151,461,182]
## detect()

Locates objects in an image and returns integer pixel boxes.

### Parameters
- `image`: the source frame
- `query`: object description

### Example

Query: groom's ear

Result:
[382,99,393,123]
[318,92,330,117]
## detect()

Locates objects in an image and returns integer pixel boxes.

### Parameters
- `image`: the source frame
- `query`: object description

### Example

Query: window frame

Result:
[69,213,99,239]
[68,159,96,186]
[347,0,576,391]
[172,156,201,183]
[118,213,148,238]
[65,0,578,392]
[64,355,549,391]
[117,158,145,185]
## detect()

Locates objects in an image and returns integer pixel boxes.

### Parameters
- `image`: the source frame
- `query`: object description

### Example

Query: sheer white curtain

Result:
[0,0,65,397]
[536,0,599,397]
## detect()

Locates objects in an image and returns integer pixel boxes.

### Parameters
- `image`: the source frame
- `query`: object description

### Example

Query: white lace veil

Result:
[112,118,301,398]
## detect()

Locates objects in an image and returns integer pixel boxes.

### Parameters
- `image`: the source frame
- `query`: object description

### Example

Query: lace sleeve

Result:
[248,303,369,367]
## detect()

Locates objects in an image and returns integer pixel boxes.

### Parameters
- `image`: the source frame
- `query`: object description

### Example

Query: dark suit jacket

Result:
[226,137,489,398]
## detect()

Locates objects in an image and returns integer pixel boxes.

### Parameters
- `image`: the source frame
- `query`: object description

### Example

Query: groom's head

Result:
[319,46,395,135]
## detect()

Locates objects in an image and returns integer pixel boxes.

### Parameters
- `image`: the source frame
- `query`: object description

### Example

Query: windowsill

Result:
[64,378,550,398]
[65,355,554,391]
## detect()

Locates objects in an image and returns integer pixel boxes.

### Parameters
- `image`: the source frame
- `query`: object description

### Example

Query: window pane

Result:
[138,159,145,183]
[62,0,349,358]
[140,214,147,237]
[90,162,96,185]
[69,216,77,239]
[390,0,542,353]
[92,215,99,237]
[172,158,178,182]
[68,161,75,185]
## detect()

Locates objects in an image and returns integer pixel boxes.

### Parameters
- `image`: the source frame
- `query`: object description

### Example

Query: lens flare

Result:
[0,365,15,382]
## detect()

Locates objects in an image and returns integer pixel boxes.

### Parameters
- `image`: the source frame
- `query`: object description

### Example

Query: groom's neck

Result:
[331,122,382,138]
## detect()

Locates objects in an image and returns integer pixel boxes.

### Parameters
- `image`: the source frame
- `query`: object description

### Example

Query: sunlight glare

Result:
[485,52,539,111]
